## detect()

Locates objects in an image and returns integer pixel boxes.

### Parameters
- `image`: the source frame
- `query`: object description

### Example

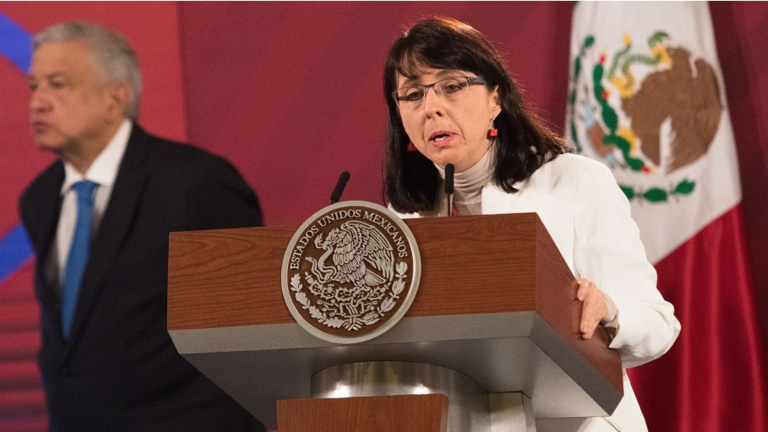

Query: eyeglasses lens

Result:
[395,77,473,109]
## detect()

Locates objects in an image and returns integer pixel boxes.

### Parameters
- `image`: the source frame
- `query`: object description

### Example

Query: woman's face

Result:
[396,66,501,173]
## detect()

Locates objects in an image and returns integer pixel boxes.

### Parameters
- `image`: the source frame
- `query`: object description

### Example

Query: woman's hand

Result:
[576,278,608,340]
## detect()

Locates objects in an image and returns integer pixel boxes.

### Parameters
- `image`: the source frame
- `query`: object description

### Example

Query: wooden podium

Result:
[167,213,622,431]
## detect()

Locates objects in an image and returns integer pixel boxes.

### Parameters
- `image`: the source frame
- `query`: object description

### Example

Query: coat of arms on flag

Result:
[565,2,742,264]
[567,30,723,204]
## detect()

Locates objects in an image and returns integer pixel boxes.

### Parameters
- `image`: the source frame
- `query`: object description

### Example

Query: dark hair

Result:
[383,17,571,213]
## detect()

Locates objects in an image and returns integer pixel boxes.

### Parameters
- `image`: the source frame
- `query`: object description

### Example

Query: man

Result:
[19,22,266,431]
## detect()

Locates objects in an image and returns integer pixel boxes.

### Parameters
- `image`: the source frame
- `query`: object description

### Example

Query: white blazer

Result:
[393,153,681,432]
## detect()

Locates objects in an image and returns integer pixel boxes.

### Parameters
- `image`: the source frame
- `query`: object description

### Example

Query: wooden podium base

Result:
[277,394,449,432]
[282,361,536,432]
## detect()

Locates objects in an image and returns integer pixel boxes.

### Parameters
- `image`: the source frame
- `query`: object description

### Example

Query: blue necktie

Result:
[61,180,98,339]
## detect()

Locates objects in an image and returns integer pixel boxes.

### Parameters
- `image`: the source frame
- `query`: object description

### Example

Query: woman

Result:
[383,17,680,431]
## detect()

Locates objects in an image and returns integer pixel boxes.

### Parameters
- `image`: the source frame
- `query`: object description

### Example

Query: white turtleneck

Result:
[435,147,494,216]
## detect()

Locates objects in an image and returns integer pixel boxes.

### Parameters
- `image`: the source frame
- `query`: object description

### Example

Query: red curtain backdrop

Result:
[1,2,767,431]
[710,1,768,369]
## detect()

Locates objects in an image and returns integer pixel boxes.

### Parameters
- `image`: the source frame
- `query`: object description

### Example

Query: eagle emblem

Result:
[567,31,722,202]
[308,221,393,290]
[282,202,420,344]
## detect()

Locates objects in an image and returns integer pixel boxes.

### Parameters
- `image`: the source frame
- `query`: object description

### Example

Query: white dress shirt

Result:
[48,120,132,290]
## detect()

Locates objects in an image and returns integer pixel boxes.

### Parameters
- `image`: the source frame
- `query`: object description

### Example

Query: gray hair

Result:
[33,21,142,119]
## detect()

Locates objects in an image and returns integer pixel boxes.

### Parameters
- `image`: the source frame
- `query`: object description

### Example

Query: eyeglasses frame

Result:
[392,76,490,109]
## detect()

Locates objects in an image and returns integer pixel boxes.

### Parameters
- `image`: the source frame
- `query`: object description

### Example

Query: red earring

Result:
[407,142,418,152]
[488,118,498,138]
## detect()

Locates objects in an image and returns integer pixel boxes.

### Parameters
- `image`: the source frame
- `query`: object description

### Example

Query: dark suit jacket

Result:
[19,124,266,432]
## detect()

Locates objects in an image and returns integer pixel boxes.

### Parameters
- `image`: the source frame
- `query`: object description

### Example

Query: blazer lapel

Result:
[29,163,66,337]
[65,125,150,348]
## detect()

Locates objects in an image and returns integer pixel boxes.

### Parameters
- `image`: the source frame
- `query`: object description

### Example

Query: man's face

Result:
[28,40,119,155]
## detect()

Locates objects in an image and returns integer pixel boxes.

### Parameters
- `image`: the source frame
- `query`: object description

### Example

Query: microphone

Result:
[330,171,351,204]
[445,164,454,216]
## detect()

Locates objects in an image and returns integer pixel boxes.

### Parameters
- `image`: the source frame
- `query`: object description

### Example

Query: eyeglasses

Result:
[392,76,489,110]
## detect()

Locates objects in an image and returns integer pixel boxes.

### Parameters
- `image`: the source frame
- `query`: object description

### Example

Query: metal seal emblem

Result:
[281,201,421,344]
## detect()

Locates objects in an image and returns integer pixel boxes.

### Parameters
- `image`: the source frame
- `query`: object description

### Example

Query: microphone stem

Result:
[444,163,455,217]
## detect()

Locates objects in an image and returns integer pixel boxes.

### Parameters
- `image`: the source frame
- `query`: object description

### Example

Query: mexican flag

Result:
[566,2,767,430]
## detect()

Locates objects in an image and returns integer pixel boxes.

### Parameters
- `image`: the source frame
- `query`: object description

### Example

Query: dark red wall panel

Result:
[177,2,572,225]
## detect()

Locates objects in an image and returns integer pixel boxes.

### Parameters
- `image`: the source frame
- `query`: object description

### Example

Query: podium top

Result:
[168,212,622,428]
